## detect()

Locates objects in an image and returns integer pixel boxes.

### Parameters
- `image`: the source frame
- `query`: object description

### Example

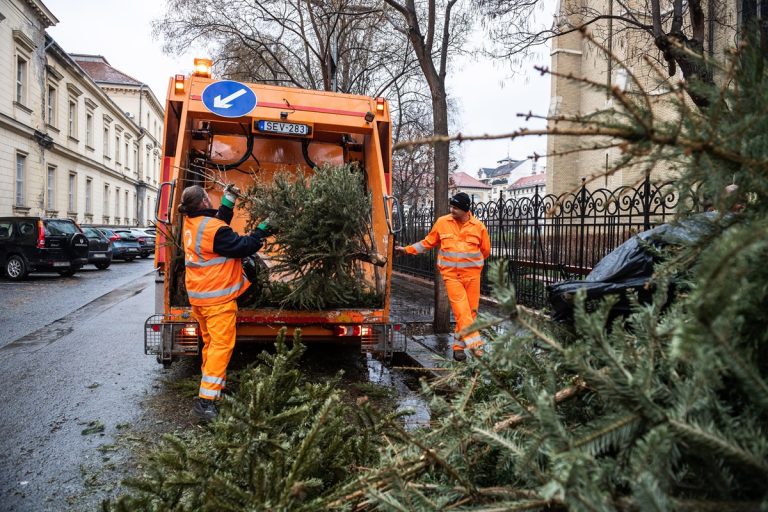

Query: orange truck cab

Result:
[144,61,403,367]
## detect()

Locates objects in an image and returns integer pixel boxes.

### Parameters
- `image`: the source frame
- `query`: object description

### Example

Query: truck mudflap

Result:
[144,314,200,365]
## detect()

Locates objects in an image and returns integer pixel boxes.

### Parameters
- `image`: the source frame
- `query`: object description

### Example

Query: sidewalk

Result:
[390,272,501,373]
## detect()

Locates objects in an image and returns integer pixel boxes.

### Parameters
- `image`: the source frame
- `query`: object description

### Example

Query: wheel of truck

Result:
[5,255,28,281]
[95,262,111,270]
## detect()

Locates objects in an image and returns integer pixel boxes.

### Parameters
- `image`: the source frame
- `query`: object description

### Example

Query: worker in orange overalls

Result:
[178,184,271,421]
[395,192,491,361]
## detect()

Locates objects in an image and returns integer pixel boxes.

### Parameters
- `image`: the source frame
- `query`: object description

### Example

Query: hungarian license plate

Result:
[53,262,68,267]
[255,120,311,137]
[93,253,105,258]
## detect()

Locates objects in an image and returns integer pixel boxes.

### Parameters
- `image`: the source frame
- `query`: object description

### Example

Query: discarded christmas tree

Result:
[108,330,400,512]
[325,33,768,510]
[242,163,384,310]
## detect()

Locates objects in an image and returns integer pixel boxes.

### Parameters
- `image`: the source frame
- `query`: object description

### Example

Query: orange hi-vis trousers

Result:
[443,270,483,353]
[191,300,238,400]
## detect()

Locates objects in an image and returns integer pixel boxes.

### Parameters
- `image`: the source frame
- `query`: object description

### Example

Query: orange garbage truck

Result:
[144,60,403,367]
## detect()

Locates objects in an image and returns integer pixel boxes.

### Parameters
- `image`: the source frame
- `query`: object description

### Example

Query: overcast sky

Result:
[44,0,552,176]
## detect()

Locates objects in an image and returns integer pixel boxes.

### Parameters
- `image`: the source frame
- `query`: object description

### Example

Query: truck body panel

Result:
[147,72,399,365]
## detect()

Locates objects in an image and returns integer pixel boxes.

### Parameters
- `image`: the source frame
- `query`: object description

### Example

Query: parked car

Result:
[81,227,113,270]
[547,213,719,324]
[114,228,155,259]
[95,228,141,262]
[0,217,89,280]
[134,226,156,237]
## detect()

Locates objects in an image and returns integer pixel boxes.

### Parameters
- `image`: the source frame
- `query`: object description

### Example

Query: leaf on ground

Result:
[81,420,105,435]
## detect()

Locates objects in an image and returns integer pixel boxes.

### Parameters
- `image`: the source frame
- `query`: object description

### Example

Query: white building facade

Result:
[1,0,161,226]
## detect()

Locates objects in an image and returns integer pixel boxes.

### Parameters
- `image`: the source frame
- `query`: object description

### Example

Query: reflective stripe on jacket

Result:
[184,215,250,306]
[405,213,491,274]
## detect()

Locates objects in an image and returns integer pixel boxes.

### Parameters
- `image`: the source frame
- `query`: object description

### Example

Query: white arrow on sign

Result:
[213,88,247,109]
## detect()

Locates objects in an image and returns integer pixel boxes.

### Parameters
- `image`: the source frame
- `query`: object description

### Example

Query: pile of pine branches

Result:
[242,163,384,310]
[329,33,768,511]
[108,330,402,511]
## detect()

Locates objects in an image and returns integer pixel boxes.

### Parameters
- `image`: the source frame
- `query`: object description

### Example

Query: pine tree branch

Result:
[668,419,768,477]
[493,377,588,432]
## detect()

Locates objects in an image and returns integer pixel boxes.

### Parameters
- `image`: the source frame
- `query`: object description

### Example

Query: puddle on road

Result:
[365,354,430,431]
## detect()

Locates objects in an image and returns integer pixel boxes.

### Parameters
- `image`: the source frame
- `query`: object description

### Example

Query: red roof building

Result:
[450,171,492,204]
[508,171,547,199]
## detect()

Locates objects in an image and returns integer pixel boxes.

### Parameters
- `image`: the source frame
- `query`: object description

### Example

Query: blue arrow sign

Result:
[201,80,257,118]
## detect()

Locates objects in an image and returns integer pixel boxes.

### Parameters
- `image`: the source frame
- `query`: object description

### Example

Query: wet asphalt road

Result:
[0,261,438,511]
[0,258,158,511]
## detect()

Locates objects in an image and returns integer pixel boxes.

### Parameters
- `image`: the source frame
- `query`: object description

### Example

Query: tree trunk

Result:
[432,88,451,333]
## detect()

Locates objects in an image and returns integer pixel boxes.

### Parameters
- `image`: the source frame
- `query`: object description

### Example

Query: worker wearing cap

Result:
[395,192,491,361]
[178,184,271,421]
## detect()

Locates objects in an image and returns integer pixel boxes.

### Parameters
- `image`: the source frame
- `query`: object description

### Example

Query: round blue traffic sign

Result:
[201,80,257,118]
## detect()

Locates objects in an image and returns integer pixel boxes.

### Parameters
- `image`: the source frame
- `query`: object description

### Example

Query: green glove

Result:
[222,184,239,208]
[257,218,272,234]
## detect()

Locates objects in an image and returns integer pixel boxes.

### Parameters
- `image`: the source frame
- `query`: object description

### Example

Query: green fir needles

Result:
[243,163,384,310]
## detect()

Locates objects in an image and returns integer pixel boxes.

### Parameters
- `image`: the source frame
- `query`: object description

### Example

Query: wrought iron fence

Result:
[393,178,681,309]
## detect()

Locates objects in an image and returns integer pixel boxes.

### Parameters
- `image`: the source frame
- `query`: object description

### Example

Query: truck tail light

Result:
[181,324,199,337]
[36,220,45,248]
[376,97,385,113]
[174,74,185,93]
[333,325,372,337]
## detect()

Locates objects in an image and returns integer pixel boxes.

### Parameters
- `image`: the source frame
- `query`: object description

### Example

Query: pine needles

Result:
[242,163,383,310]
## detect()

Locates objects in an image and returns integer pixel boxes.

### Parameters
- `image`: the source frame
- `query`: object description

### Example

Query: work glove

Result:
[256,218,276,236]
[222,184,240,209]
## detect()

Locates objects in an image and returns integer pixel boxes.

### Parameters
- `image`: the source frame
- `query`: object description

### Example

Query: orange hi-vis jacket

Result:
[405,213,491,274]
[183,216,250,306]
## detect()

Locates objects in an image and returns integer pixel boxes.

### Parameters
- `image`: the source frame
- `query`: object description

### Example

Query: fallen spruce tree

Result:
[239,163,385,310]
[108,34,767,511]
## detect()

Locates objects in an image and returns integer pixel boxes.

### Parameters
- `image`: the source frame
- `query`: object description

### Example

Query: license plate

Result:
[93,253,105,258]
[128,248,138,252]
[255,120,311,137]
[53,262,68,268]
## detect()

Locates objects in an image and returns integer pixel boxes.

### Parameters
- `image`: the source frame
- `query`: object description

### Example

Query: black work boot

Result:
[192,398,218,422]
[453,349,467,362]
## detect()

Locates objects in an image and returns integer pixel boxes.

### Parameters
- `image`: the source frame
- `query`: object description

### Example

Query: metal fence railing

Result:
[393,178,681,309]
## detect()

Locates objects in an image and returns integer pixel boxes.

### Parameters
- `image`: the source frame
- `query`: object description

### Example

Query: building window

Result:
[68,173,77,212]
[103,126,110,156]
[86,112,94,147]
[47,86,57,126]
[133,146,138,173]
[116,188,121,222]
[68,99,78,138]
[124,190,129,221]
[124,140,130,169]
[103,185,110,217]
[85,178,92,214]
[15,153,26,206]
[16,56,27,105]
[115,134,120,163]
[47,166,56,210]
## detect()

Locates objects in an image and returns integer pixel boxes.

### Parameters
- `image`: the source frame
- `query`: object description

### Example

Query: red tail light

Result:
[36,220,45,249]
[138,237,145,243]
[333,325,372,336]
[109,233,120,242]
